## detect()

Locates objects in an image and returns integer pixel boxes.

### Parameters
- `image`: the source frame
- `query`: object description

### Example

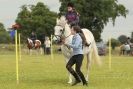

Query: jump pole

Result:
[15,30,19,84]
[109,37,112,70]
[51,35,54,60]
[18,33,21,61]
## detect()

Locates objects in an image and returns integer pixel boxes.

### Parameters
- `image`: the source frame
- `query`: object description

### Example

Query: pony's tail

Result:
[91,41,102,66]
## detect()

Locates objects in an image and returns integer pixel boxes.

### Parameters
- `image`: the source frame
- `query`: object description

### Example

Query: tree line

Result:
[0,1,128,43]
[107,33,133,50]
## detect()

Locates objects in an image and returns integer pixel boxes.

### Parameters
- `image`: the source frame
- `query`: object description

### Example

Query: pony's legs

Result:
[40,47,43,55]
[38,47,42,55]
[68,73,73,84]
[61,45,73,84]
[36,48,38,55]
[29,49,32,55]
[35,48,40,55]
[65,58,73,84]
[28,49,30,55]
[86,53,91,82]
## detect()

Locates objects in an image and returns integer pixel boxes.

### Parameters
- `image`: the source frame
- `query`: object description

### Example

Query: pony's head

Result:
[53,16,71,43]
[27,38,32,44]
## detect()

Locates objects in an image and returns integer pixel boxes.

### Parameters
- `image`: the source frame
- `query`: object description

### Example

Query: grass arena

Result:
[0,0,132,89]
[0,45,133,89]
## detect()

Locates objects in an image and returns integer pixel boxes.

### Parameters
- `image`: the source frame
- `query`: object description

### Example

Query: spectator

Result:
[127,37,131,45]
[124,43,130,56]
[44,37,51,54]
[120,44,125,55]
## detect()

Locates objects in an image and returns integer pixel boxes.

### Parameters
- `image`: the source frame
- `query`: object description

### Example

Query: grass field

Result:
[0,51,133,89]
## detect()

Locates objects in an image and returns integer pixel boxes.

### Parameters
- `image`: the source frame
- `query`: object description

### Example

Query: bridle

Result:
[54,25,71,41]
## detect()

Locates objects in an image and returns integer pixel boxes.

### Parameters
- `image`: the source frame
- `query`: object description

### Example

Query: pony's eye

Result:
[60,29,63,32]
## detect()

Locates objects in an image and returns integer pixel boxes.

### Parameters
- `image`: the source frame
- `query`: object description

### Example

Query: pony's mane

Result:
[57,16,66,27]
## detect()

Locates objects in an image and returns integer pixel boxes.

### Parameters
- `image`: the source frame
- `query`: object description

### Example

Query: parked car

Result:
[96,42,106,56]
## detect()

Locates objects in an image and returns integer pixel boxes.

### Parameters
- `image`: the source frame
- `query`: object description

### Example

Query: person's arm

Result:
[75,15,79,24]
[65,12,69,23]
[74,12,79,24]
[69,13,79,26]
[65,12,67,18]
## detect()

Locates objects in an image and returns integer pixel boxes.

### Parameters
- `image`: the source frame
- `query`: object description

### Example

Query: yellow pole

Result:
[19,33,21,61]
[109,37,112,70]
[15,30,19,84]
[51,35,54,60]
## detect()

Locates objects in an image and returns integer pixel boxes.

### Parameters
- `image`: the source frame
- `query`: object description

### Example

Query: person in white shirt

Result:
[124,43,130,55]
[44,37,51,54]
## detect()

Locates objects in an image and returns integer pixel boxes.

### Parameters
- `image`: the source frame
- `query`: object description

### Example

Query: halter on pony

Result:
[54,24,72,43]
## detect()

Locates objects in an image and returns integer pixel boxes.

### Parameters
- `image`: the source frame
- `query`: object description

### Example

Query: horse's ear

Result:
[60,16,66,21]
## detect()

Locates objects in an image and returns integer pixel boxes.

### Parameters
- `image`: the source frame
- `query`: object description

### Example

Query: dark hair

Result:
[72,26,86,44]
[72,26,82,33]
[67,2,74,8]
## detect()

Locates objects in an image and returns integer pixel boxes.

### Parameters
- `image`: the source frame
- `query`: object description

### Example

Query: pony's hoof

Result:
[67,81,72,84]
[86,78,89,83]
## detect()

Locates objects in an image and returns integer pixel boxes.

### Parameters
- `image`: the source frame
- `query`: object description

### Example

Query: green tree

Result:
[130,32,133,43]
[118,35,127,44]
[131,32,133,38]
[16,2,58,41]
[107,38,120,50]
[130,39,133,43]
[0,23,10,43]
[59,0,128,42]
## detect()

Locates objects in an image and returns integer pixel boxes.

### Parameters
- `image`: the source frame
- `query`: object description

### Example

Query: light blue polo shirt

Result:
[68,33,83,56]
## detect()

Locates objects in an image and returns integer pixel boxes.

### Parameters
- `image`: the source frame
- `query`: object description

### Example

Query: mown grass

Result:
[0,51,133,89]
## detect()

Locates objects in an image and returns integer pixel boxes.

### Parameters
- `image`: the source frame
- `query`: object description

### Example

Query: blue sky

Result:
[0,0,132,41]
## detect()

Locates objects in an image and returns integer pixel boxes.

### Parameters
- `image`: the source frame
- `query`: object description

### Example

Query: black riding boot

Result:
[80,74,88,86]
[76,71,88,86]
[71,72,81,86]
[66,65,81,86]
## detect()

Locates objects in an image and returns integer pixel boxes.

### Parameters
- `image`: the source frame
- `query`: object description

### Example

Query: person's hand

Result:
[62,41,65,44]
[64,43,69,47]
[61,38,65,44]
[64,43,68,46]
[64,43,71,49]
[64,19,68,25]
